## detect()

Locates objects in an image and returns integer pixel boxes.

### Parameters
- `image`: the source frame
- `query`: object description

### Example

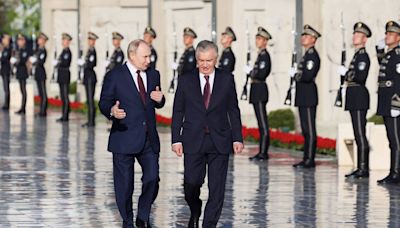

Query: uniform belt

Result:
[346,82,362,87]
[251,79,265,84]
[378,80,393,88]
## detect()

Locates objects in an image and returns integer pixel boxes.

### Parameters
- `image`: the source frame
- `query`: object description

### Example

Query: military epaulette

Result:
[307,47,314,54]
[395,47,400,55]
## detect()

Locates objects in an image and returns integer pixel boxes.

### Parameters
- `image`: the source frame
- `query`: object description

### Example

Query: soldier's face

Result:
[143,33,154,44]
[37,37,46,46]
[352,32,366,46]
[130,43,151,71]
[113,39,121,47]
[17,38,25,47]
[2,36,10,46]
[197,49,218,75]
[385,32,400,46]
[183,35,194,46]
[301,35,316,47]
[255,36,267,49]
[62,39,70,48]
[220,34,232,47]
[88,39,95,47]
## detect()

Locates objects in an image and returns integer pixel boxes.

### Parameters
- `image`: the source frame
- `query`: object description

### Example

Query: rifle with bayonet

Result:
[284,17,298,106]
[240,21,251,100]
[168,22,178,93]
[334,12,346,107]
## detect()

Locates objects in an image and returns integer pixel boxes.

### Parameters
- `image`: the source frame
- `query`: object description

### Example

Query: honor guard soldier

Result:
[173,27,197,77]
[55,33,72,122]
[246,27,272,161]
[13,34,29,114]
[0,34,12,110]
[30,32,49,116]
[375,20,400,184]
[218,26,236,73]
[292,25,321,168]
[337,22,372,179]
[78,32,98,127]
[106,32,124,73]
[143,26,157,69]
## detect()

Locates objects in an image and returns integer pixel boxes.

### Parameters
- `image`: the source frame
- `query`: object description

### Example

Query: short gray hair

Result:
[127,39,149,57]
[195,40,218,59]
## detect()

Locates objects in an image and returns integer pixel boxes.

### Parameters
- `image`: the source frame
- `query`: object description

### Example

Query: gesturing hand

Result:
[150,86,163,103]
[111,100,126,119]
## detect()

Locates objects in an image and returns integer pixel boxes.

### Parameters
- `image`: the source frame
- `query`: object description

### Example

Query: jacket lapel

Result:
[123,64,142,102]
[145,69,153,105]
[193,70,206,112]
[207,69,222,111]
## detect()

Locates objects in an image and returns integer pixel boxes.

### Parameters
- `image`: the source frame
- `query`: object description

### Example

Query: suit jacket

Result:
[99,63,165,154]
[172,68,243,155]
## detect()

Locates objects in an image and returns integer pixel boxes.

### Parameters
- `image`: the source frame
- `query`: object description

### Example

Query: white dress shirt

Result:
[199,70,215,95]
[126,61,147,92]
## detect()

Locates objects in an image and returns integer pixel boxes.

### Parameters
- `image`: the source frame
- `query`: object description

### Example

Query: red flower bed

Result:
[34,96,336,153]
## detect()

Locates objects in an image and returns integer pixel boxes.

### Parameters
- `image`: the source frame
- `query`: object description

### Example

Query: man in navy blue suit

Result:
[172,40,244,228]
[99,39,165,228]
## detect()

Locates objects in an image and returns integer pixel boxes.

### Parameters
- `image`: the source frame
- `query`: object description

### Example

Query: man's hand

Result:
[233,142,244,154]
[111,100,126,119]
[337,65,348,76]
[172,143,183,157]
[150,86,163,103]
[376,38,386,50]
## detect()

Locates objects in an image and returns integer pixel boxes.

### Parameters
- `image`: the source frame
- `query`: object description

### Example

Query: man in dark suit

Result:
[292,25,321,168]
[172,40,244,228]
[99,39,165,228]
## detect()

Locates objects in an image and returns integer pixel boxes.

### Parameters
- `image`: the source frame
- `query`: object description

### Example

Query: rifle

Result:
[77,33,83,83]
[105,32,110,71]
[11,35,18,79]
[334,12,346,107]
[284,17,298,105]
[51,34,58,83]
[240,21,251,100]
[168,22,178,93]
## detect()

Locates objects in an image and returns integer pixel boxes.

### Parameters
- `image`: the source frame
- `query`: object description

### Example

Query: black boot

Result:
[249,152,269,161]
[15,109,25,115]
[378,148,400,185]
[346,146,369,179]
[293,159,315,168]
[135,218,152,228]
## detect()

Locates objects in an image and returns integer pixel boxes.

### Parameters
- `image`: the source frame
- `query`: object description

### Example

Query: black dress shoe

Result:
[188,216,199,228]
[378,173,400,185]
[293,160,316,168]
[56,117,68,122]
[81,122,95,128]
[249,153,268,161]
[15,109,25,115]
[135,218,151,228]
[345,169,369,179]
[39,112,47,117]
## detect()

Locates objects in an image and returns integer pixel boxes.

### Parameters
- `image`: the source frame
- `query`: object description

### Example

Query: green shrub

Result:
[367,114,384,125]
[69,81,77,95]
[268,108,295,132]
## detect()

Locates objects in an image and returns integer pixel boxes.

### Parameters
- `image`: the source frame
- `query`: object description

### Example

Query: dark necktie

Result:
[136,70,146,105]
[203,75,210,109]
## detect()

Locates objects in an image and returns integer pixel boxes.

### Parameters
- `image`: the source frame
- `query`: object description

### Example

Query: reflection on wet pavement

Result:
[0,111,399,227]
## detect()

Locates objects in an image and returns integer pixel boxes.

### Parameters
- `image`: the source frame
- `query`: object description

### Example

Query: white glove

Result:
[391,109,400,117]
[341,86,346,98]
[376,38,386,50]
[29,56,37,64]
[171,62,178,70]
[337,65,348,76]
[77,58,85,66]
[52,59,58,66]
[243,65,253,74]
[288,67,297,77]
[10,57,17,64]
[103,60,110,68]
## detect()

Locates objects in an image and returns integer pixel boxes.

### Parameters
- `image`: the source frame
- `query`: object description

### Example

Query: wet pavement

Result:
[0,110,400,227]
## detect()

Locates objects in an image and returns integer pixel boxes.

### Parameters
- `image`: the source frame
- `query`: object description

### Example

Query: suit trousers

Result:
[383,116,400,173]
[113,137,159,227]
[84,78,96,125]
[349,110,370,170]
[253,101,270,155]
[59,83,70,120]
[1,74,10,108]
[18,79,27,111]
[36,79,47,115]
[184,134,230,228]
[298,107,317,162]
